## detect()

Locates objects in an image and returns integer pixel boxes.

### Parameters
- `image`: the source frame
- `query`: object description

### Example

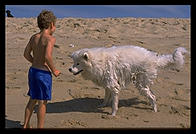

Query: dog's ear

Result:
[83,52,89,61]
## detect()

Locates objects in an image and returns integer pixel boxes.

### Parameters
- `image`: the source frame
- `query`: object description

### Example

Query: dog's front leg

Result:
[98,88,111,107]
[111,91,119,116]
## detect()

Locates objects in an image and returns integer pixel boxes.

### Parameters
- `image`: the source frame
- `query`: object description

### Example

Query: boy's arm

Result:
[45,37,58,74]
[24,36,33,63]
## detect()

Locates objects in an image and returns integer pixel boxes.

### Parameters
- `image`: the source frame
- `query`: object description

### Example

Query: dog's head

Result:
[69,49,92,75]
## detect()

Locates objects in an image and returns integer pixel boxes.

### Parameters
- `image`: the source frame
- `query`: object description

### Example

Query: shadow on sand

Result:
[34,97,149,114]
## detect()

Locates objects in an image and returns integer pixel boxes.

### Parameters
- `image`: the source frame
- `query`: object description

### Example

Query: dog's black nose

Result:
[69,68,72,72]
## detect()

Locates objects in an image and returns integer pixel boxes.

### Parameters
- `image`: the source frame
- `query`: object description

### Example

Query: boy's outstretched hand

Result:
[53,70,60,77]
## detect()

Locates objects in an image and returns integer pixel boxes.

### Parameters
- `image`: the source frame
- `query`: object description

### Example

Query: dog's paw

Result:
[112,111,117,116]
[101,114,117,119]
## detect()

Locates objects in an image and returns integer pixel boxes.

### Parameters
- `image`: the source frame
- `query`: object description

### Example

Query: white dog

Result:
[69,45,187,116]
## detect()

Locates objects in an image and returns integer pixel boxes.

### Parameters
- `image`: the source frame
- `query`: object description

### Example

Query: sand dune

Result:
[6,17,190,128]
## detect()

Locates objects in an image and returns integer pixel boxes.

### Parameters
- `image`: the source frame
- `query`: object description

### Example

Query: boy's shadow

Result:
[5,119,22,128]
[34,97,149,114]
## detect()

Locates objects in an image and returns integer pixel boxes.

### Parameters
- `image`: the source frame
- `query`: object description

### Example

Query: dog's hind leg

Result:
[134,73,157,112]
[137,85,157,112]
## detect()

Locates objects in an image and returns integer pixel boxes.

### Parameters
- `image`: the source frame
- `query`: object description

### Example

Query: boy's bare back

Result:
[31,32,55,71]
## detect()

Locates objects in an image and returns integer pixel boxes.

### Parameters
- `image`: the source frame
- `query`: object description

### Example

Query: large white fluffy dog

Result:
[69,45,187,116]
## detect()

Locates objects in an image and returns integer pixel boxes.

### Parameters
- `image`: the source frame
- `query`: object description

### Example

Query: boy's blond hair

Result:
[37,10,56,30]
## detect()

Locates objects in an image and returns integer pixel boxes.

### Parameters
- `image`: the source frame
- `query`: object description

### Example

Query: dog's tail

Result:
[157,47,188,71]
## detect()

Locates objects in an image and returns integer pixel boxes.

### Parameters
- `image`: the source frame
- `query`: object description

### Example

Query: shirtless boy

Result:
[23,10,60,128]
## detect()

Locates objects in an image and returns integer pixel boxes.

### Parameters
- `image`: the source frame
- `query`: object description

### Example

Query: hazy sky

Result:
[5,5,190,18]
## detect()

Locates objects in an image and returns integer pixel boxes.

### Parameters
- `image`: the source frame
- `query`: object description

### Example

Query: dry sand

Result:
[5,17,191,128]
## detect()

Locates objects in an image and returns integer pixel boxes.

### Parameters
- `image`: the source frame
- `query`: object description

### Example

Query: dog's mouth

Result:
[73,70,83,75]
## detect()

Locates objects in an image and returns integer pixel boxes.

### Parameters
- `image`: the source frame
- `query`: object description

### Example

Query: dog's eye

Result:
[77,63,80,65]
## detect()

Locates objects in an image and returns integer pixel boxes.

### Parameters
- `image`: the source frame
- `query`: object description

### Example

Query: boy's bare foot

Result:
[23,124,32,129]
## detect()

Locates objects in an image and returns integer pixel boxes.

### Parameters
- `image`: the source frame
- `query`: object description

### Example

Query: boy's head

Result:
[37,10,56,31]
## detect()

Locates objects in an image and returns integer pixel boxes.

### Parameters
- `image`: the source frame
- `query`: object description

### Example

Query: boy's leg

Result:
[23,98,37,128]
[37,100,47,128]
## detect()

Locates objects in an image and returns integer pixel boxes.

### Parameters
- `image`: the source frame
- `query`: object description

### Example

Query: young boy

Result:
[23,10,60,128]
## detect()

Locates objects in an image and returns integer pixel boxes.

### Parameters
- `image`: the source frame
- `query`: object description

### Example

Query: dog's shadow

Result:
[34,97,149,114]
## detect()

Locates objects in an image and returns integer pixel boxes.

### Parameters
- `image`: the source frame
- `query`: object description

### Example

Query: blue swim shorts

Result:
[27,67,52,100]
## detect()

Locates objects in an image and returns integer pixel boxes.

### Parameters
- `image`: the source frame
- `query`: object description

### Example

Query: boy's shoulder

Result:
[43,34,56,47]
[30,33,40,40]
[47,35,56,42]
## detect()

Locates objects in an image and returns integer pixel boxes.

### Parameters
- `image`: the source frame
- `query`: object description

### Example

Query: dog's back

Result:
[88,45,158,64]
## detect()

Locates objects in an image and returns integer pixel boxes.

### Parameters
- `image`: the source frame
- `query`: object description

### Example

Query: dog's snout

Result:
[69,68,72,72]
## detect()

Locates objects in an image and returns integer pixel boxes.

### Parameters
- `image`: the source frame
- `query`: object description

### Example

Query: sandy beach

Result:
[5,17,190,128]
